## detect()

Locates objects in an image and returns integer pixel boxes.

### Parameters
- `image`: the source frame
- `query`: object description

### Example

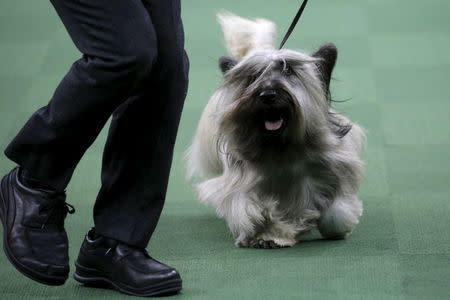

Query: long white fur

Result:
[186,13,366,248]
[217,11,277,59]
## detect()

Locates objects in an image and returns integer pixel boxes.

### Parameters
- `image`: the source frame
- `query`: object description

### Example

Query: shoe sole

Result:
[74,262,182,297]
[0,177,67,286]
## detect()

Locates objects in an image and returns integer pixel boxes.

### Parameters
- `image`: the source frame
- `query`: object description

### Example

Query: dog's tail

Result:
[217,11,277,59]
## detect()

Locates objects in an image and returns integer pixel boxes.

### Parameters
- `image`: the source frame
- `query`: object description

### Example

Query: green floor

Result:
[1,0,449,299]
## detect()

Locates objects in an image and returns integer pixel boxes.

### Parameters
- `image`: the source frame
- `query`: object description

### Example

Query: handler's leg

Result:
[73,1,188,296]
[0,0,157,286]
[4,0,158,191]
[93,0,189,248]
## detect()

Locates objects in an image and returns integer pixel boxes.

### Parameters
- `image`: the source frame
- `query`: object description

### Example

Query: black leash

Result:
[279,0,309,49]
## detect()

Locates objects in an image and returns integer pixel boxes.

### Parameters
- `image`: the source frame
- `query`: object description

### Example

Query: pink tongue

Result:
[264,119,283,131]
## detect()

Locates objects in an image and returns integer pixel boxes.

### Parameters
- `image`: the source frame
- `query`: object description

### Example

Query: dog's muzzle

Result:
[258,88,291,132]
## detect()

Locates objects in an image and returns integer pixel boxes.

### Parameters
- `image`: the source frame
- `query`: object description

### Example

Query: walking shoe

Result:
[74,228,182,296]
[0,167,75,285]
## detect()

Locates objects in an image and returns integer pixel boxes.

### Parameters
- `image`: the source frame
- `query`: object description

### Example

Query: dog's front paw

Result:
[251,239,287,249]
[236,238,292,249]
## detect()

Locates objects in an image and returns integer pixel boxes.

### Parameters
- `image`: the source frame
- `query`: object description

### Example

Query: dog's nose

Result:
[259,89,277,104]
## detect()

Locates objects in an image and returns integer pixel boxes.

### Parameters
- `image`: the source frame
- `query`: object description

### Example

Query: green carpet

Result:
[1,0,449,299]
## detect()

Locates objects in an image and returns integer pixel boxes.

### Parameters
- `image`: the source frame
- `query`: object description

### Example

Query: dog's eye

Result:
[248,71,263,84]
[282,65,294,76]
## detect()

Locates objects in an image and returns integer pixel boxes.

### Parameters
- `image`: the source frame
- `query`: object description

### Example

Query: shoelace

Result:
[40,191,76,229]
[41,202,75,229]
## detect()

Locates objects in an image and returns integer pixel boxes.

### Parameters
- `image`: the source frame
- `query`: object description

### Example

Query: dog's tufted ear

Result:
[219,56,238,74]
[312,43,338,91]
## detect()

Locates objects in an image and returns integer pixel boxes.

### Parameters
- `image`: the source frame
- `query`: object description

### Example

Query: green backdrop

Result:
[0,0,449,299]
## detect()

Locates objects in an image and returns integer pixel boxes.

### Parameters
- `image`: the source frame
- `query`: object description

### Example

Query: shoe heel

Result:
[73,262,108,286]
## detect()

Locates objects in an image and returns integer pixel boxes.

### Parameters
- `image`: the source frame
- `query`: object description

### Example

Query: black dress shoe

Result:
[74,228,182,297]
[0,167,75,285]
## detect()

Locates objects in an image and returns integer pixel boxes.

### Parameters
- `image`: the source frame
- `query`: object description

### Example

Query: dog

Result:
[186,12,366,248]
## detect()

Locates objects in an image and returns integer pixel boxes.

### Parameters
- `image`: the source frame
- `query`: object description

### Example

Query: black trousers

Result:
[4,0,189,248]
